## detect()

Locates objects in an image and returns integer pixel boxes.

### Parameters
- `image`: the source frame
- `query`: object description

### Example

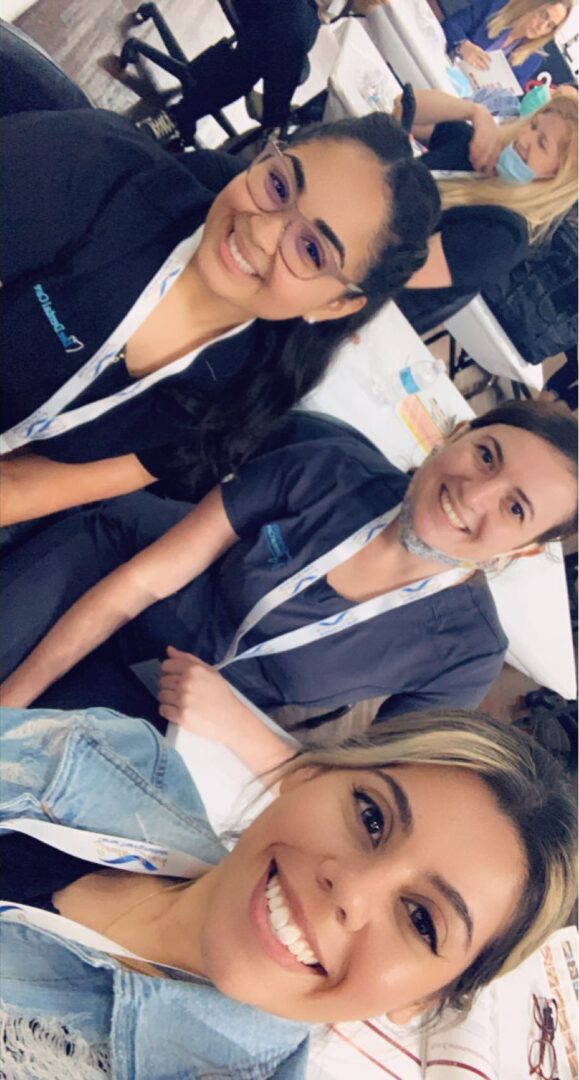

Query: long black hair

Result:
[161,113,440,499]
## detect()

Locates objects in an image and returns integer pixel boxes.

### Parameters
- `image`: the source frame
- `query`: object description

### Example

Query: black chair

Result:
[119,2,310,145]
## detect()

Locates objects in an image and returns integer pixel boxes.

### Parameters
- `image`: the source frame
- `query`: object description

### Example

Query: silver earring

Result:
[304,315,316,325]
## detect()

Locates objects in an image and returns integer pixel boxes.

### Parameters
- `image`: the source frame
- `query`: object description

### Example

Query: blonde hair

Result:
[487,0,575,65]
[437,91,578,243]
[277,710,577,1017]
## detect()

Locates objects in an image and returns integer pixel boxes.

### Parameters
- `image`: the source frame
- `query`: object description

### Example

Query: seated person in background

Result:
[1,705,576,1077]
[0,108,437,522]
[123,0,391,143]
[1,403,576,734]
[394,87,577,333]
[442,0,573,83]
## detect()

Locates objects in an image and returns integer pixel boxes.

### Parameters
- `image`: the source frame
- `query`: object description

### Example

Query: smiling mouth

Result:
[226,229,259,277]
[440,486,469,532]
[265,862,326,974]
[514,141,527,164]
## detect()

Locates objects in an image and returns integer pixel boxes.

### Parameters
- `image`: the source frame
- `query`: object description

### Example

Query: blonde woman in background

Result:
[442,0,575,82]
[394,88,578,332]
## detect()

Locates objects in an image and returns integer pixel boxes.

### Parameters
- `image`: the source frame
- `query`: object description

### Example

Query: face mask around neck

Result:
[397,489,500,571]
[496,143,536,184]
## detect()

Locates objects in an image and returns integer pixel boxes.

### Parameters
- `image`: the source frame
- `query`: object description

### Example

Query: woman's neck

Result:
[183,254,255,341]
[54,866,219,977]
[327,520,462,603]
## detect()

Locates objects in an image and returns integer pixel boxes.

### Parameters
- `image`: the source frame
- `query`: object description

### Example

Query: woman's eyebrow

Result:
[375,772,414,833]
[428,874,473,948]
[285,153,306,194]
[490,436,535,518]
[314,219,346,267]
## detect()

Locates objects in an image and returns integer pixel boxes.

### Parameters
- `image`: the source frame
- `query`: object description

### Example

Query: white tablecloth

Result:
[323,17,403,122]
[303,302,575,699]
[366,0,457,93]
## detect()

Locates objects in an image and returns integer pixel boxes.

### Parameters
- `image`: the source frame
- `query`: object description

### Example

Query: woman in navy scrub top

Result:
[0,107,438,523]
[1,402,576,749]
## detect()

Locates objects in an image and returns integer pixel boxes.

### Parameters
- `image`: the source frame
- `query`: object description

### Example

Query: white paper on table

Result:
[457,50,522,93]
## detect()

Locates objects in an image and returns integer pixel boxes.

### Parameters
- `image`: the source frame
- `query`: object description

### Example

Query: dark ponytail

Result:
[160,113,440,499]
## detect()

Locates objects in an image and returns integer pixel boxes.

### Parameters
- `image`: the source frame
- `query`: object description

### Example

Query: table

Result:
[365,0,458,93]
[446,297,544,391]
[302,301,575,699]
[322,16,403,123]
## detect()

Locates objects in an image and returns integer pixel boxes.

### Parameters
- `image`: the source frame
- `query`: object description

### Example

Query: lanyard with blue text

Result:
[216,505,467,669]
[0,228,250,454]
[0,815,213,979]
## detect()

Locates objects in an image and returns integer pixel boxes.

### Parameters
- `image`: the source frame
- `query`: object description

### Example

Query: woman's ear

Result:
[386,996,434,1025]
[448,419,470,441]
[304,294,367,324]
[508,542,544,560]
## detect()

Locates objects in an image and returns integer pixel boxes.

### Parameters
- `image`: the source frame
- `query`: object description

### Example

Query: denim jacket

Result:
[0,708,309,1079]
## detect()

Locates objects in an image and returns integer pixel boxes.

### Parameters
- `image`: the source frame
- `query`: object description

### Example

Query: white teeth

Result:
[265,873,320,968]
[227,232,257,276]
[441,489,466,530]
[270,906,290,930]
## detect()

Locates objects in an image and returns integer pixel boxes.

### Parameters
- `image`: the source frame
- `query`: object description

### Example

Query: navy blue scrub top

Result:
[1,415,507,716]
[0,109,264,464]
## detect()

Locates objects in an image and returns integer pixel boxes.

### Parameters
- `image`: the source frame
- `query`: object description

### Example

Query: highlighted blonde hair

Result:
[278,710,577,1017]
[438,91,578,243]
[488,0,575,66]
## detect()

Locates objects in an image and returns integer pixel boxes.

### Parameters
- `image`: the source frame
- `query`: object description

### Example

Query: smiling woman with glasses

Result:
[0,706,576,1077]
[0,108,438,529]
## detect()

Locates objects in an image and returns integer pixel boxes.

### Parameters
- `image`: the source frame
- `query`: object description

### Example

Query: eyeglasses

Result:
[528,995,560,1080]
[245,140,363,295]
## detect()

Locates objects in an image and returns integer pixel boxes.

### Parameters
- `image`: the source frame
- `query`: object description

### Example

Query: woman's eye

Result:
[509,500,525,521]
[298,231,324,271]
[266,168,290,206]
[353,789,384,848]
[405,900,439,955]
[478,444,493,466]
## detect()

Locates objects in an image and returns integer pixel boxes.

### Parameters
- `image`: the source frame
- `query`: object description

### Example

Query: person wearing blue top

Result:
[0,705,576,1078]
[442,0,573,85]
[0,402,576,734]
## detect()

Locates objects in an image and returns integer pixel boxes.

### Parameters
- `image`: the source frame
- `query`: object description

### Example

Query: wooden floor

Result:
[16,0,231,118]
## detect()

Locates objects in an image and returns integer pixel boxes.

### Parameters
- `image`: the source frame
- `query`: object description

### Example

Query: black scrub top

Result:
[0,109,265,464]
[397,121,529,333]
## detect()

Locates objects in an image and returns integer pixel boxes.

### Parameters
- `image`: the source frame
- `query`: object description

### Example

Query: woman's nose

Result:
[461,474,503,512]
[248,211,286,256]
[317,860,376,932]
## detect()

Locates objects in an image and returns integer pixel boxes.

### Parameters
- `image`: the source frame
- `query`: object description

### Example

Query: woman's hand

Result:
[158,646,296,774]
[158,647,244,740]
[457,40,491,70]
[469,103,502,173]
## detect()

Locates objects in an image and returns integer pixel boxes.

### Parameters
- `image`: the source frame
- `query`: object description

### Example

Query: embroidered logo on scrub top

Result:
[263,523,291,568]
[33,284,85,353]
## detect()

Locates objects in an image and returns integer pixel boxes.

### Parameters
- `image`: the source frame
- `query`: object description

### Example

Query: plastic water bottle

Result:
[365,358,446,406]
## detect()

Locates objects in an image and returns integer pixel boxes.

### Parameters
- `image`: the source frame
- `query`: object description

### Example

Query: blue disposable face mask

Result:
[496,142,536,184]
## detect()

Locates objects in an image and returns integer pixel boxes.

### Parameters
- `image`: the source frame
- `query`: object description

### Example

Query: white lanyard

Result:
[0,816,213,980]
[0,228,251,454]
[216,505,467,669]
